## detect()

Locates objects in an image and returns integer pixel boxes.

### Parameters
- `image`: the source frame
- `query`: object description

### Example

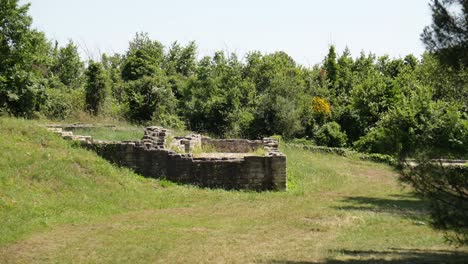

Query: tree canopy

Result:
[421,0,468,68]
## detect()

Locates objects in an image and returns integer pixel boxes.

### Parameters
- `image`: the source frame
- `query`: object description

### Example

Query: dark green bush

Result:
[354,88,467,159]
[125,75,180,124]
[85,61,108,115]
[314,122,348,147]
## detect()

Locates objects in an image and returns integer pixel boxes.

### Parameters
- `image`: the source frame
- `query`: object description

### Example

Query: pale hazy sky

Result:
[25,0,432,66]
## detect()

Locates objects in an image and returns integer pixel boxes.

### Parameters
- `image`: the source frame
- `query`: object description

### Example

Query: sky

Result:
[25,0,433,66]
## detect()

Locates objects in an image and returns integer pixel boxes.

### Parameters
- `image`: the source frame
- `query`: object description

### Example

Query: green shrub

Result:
[42,87,85,120]
[354,89,467,159]
[42,88,73,120]
[314,122,348,147]
[125,76,179,123]
[85,61,108,115]
[151,112,185,131]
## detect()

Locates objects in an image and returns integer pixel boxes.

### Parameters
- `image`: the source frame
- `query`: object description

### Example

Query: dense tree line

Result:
[1,0,467,160]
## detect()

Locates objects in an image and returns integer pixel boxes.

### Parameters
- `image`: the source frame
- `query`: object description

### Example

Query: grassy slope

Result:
[0,117,466,263]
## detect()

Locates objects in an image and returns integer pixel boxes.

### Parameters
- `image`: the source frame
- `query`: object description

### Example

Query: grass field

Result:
[0,117,466,263]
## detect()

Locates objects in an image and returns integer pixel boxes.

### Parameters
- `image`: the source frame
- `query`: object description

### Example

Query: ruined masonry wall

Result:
[47,126,286,191]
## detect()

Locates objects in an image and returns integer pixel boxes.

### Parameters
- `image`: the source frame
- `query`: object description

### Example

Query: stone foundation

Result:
[47,126,287,191]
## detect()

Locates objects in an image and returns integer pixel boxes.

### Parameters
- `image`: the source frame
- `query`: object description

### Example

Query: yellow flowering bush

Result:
[311,97,331,116]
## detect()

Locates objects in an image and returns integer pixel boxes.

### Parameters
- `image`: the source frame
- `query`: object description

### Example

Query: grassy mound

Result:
[0,117,466,263]
[0,118,182,245]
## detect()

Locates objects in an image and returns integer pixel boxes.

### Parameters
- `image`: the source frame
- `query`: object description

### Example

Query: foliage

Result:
[421,0,468,68]
[50,40,84,89]
[151,112,185,130]
[314,121,348,147]
[164,41,197,77]
[351,65,397,135]
[121,32,164,81]
[333,47,354,100]
[42,87,84,120]
[0,0,51,117]
[417,53,468,111]
[102,53,125,102]
[324,45,338,85]
[244,51,308,139]
[184,52,254,136]
[0,2,466,161]
[311,96,331,124]
[354,86,467,159]
[401,161,468,245]
[85,61,108,115]
[124,75,178,124]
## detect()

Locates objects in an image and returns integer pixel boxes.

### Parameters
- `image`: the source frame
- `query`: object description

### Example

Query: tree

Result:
[417,52,468,112]
[164,41,197,77]
[163,41,197,103]
[102,53,125,102]
[242,51,306,138]
[0,0,52,116]
[350,68,396,136]
[51,40,84,89]
[124,75,179,124]
[421,0,468,68]
[85,61,107,115]
[396,1,468,245]
[354,86,467,158]
[324,45,338,85]
[121,32,164,81]
[334,47,354,99]
[184,52,254,137]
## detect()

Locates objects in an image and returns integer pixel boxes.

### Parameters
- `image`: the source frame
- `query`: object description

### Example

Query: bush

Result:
[354,89,467,158]
[151,112,185,130]
[311,96,331,124]
[85,61,108,115]
[42,88,73,120]
[314,122,347,147]
[42,87,85,120]
[125,76,178,124]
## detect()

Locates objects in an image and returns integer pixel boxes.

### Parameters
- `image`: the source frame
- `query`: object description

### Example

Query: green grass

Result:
[71,126,144,141]
[0,117,467,263]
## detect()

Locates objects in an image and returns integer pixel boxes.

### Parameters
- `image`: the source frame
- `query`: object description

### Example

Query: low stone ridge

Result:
[46,125,287,191]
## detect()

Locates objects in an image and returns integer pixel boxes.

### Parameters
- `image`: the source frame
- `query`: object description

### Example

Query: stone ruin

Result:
[47,125,287,191]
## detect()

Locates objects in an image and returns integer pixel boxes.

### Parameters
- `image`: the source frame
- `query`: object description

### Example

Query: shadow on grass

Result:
[334,194,429,220]
[266,248,468,263]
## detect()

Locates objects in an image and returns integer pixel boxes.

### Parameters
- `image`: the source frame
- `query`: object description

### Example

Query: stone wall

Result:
[47,126,286,191]
[170,134,202,153]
